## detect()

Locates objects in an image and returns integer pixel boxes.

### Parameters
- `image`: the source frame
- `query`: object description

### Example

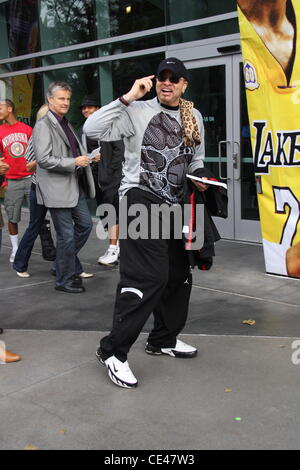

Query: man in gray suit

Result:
[33,81,95,293]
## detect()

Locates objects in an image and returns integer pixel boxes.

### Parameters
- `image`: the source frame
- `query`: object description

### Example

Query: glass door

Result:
[182,54,261,242]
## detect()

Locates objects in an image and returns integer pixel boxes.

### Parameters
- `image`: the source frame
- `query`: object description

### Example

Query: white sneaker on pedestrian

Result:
[10,250,17,263]
[79,272,94,279]
[145,339,197,358]
[16,271,31,278]
[98,245,119,266]
[103,355,138,388]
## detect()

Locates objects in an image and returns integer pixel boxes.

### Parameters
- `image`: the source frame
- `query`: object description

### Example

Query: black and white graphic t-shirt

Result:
[83,97,205,204]
[140,111,195,203]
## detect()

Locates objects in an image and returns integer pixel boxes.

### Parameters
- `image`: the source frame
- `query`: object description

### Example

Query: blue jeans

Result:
[13,187,48,273]
[50,194,93,287]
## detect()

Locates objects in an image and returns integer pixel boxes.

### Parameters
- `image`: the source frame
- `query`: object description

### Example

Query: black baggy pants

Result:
[100,189,192,362]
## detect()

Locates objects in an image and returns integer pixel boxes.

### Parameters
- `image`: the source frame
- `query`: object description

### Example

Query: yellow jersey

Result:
[238,1,300,275]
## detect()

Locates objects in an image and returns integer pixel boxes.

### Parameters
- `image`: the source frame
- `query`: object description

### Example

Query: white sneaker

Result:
[10,251,17,263]
[104,355,138,388]
[98,245,119,266]
[79,272,94,279]
[16,271,31,278]
[145,339,197,358]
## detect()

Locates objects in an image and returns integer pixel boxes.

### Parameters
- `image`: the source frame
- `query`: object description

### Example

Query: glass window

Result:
[0,0,238,62]
[0,57,42,74]
[0,3,9,60]
[167,0,237,24]
[39,0,97,50]
[0,0,39,63]
[39,0,166,50]
[98,32,166,57]
[169,18,239,44]
[4,53,164,131]
[95,0,166,39]
[40,32,166,68]
[184,65,227,173]
[41,48,98,68]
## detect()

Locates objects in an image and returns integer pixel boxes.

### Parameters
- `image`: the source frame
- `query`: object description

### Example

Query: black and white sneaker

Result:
[97,351,138,389]
[95,348,105,365]
[145,339,197,358]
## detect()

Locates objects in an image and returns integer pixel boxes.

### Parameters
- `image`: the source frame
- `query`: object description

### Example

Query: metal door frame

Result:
[173,51,262,242]
[232,55,261,242]
[185,55,235,239]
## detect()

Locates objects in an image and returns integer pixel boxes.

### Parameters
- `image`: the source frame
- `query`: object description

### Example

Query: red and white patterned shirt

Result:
[0,121,32,179]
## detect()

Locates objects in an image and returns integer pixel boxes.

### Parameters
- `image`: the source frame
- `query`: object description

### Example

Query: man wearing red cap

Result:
[84,57,209,388]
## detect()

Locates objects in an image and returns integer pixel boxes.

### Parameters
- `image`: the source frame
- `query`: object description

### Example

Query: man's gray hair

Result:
[46,81,72,100]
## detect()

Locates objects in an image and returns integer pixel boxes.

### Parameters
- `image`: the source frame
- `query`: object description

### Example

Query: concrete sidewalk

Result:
[1,330,300,450]
[1,211,300,450]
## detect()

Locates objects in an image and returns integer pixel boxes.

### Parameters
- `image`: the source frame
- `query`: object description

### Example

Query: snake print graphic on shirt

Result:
[140,112,195,204]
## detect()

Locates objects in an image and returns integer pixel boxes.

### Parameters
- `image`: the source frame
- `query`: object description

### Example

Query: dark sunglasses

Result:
[156,74,181,84]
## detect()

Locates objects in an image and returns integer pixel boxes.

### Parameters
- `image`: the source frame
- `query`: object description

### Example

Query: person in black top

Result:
[80,95,124,266]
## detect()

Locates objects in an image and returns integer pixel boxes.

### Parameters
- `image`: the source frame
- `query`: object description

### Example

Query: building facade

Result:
[0,0,260,242]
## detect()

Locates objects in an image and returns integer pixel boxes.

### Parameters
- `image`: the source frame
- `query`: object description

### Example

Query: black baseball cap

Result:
[156,57,188,80]
[80,95,100,108]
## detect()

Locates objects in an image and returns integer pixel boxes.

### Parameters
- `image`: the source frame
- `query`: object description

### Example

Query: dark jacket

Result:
[183,168,228,270]
[81,130,124,193]
[98,140,124,192]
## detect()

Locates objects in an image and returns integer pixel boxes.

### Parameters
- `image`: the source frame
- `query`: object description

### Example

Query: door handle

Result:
[233,141,241,180]
[218,140,231,181]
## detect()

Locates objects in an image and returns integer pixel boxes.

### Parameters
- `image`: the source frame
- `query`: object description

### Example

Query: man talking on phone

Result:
[84,58,209,388]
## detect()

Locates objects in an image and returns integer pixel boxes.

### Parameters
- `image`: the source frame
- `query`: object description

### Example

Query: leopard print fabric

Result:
[179,98,201,147]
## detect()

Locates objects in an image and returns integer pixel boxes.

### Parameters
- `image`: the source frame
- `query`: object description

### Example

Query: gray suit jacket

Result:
[33,111,95,208]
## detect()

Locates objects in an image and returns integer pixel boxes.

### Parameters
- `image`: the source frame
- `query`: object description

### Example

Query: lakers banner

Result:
[12,75,34,125]
[237,0,300,278]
